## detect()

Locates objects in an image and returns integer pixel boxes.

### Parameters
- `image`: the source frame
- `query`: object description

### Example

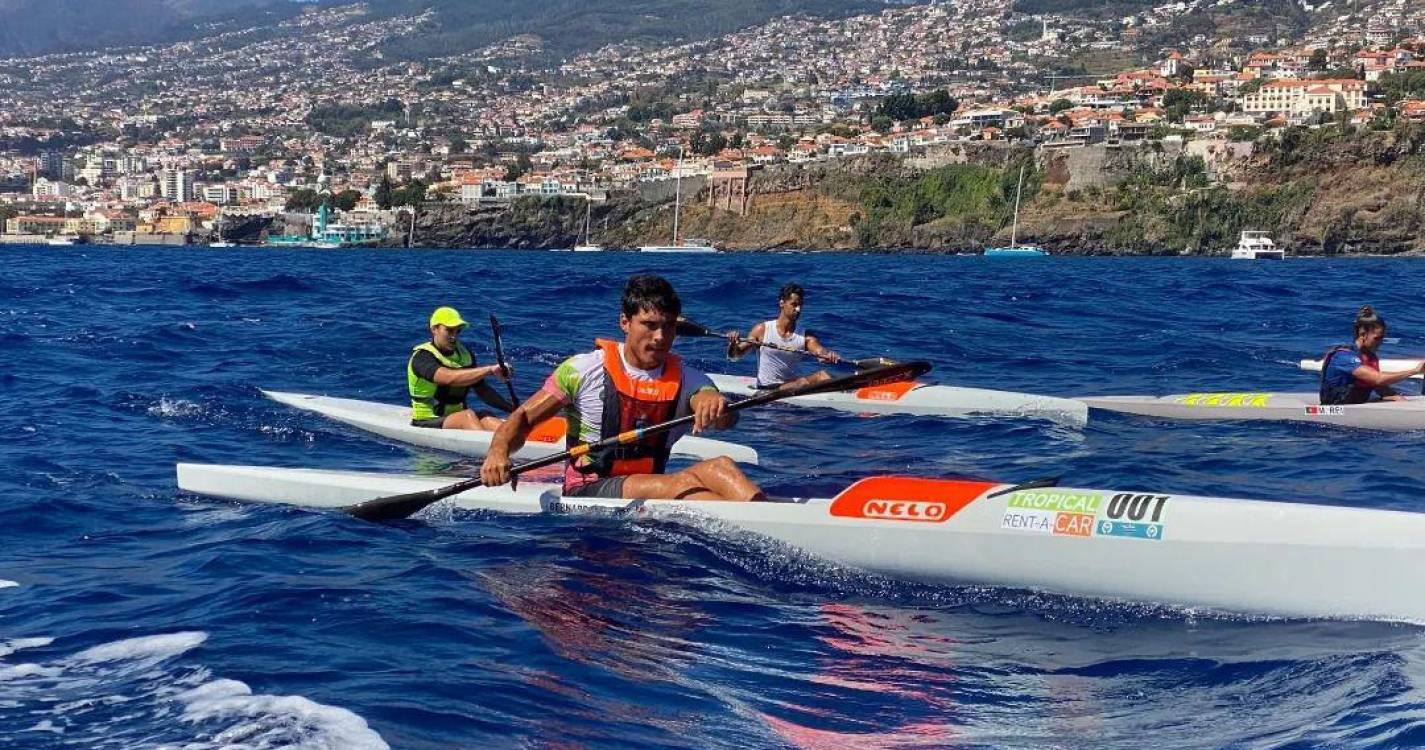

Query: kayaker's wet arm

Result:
[1352,362,1425,391]
[728,322,765,357]
[691,387,737,432]
[804,333,840,363]
[429,359,507,389]
[481,389,562,486]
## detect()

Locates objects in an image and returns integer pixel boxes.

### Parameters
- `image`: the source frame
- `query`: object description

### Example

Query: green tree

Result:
[1162,89,1210,123]
[502,152,533,182]
[374,173,394,210]
[871,114,894,133]
[391,179,428,207]
[333,189,362,211]
[284,188,323,211]
[1049,98,1073,114]
[1309,48,1328,71]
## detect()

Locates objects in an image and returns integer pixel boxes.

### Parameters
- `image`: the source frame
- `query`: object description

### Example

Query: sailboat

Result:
[984,163,1047,257]
[573,196,603,252]
[639,147,716,253]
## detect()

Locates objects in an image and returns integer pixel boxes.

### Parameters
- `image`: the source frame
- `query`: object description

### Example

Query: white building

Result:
[1239,80,1367,117]
[202,184,236,205]
[32,177,74,200]
[160,169,194,202]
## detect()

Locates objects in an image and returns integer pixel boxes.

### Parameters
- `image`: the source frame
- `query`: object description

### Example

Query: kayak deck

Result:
[1080,392,1425,431]
[262,390,759,465]
[707,374,1088,427]
[177,463,1425,623]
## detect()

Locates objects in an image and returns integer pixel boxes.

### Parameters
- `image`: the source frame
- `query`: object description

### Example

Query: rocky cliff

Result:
[396,123,1425,255]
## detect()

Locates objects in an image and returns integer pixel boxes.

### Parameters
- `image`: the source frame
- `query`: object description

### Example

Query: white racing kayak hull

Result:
[1081,392,1425,431]
[177,463,1425,622]
[262,390,759,465]
[1300,358,1423,380]
[707,374,1088,427]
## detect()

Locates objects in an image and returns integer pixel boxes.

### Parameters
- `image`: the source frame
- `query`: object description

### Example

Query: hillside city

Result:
[2,0,1424,248]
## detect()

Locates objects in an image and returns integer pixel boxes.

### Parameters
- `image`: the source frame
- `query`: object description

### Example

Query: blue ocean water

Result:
[4,245,1425,749]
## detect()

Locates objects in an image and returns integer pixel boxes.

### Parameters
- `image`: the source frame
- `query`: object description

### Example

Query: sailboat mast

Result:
[582,196,592,245]
[672,148,683,246]
[1010,163,1025,249]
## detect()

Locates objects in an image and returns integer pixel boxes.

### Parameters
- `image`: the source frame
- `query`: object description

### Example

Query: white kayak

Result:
[176,463,1425,622]
[706,374,1088,427]
[1080,392,1425,431]
[262,390,759,465]
[1299,358,1423,379]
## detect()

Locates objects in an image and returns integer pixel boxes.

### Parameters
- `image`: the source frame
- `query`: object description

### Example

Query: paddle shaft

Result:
[344,359,931,521]
[489,315,520,410]
[678,317,875,368]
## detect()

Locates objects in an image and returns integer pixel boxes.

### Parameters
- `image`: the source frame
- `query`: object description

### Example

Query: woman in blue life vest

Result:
[1319,306,1425,405]
[408,306,516,429]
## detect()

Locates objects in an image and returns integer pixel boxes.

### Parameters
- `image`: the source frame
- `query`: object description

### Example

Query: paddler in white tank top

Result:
[730,283,841,388]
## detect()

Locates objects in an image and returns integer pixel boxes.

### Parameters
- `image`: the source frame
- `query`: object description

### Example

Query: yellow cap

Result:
[429,306,468,328]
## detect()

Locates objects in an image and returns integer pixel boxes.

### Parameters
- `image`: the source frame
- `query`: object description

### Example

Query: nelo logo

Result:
[828,477,996,524]
[860,499,948,522]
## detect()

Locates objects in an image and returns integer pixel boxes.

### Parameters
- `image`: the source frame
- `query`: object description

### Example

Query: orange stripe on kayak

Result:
[527,417,568,444]
[855,380,917,402]
[828,477,996,523]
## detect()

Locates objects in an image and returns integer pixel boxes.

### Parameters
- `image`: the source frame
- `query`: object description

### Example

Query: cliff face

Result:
[400,125,1425,254]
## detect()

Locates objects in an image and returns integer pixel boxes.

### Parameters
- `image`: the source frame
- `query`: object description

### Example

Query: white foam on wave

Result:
[72,631,208,665]
[147,397,205,419]
[0,631,389,749]
[0,579,17,589]
[0,637,54,659]
[176,679,389,750]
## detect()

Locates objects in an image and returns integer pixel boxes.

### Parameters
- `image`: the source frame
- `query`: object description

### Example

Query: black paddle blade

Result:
[675,316,715,337]
[344,476,484,522]
[851,356,900,371]
[345,489,443,522]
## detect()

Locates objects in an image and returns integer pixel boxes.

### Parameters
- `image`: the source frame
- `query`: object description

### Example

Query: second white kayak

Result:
[707,374,1088,426]
[263,390,759,465]
[1081,391,1425,431]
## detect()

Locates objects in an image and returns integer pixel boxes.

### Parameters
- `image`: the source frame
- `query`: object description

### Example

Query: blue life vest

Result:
[1319,345,1378,405]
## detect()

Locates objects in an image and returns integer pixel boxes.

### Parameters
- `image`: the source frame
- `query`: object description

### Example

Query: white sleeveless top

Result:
[756,318,806,386]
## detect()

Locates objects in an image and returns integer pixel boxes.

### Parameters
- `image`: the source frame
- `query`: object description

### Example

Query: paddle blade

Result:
[851,356,899,371]
[345,489,444,522]
[344,476,483,521]
[792,360,931,398]
[675,316,716,337]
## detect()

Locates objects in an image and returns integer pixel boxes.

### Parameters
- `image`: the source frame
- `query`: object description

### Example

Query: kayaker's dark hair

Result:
[779,283,804,301]
[1355,305,1386,336]
[623,274,682,318]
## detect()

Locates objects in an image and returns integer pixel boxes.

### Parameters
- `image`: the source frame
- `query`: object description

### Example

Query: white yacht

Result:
[639,147,717,253]
[1232,231,1284,260]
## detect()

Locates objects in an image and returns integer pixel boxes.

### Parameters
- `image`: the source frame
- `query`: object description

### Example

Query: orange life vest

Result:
[570,339,683,478]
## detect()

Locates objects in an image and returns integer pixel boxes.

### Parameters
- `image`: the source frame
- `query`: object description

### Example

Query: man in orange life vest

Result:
[481,274,764,501]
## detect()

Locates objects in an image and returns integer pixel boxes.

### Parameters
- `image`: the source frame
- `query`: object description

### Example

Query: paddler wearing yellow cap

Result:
[408,306,516,430]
